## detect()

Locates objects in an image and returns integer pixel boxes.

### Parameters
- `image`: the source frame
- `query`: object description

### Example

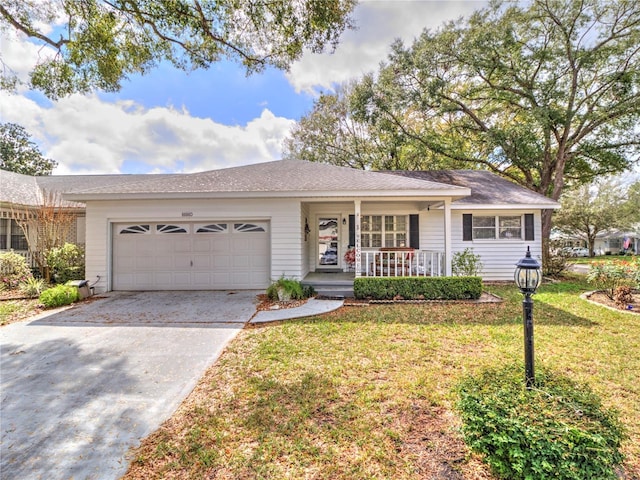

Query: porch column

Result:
[354,200,361,278]
[444,198,452,276]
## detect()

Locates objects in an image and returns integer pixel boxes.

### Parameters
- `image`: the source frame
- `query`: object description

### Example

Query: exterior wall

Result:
[458,209,541,280]
[85,198,302,293]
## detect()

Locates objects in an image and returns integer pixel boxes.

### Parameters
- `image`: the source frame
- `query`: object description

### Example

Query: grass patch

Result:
[124,276,640,479]
[0,299,42,326]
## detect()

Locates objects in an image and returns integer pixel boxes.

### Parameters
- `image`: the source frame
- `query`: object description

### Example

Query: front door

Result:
[317,216,339,268]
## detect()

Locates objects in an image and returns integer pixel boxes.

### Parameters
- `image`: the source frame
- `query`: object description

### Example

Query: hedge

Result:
[353,276,482,300]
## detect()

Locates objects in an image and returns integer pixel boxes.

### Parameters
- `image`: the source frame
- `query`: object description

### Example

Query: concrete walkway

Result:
[0,291,344,480]
[0,291,256,480]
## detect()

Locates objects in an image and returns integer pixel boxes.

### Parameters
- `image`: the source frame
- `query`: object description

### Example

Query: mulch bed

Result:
[585,290,640,314]
[255,293,308,311]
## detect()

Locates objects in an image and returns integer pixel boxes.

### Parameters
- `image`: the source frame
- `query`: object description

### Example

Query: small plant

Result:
[452,248,483,276]
[588,260,636,300]
[39,284,80,308]
[613,285,634,306]
[266,277,313,302]
[543,253,568,277]
[46,243,85,284]
[20,277,47,298]
[0,251,33,290]
[457,364,625,480]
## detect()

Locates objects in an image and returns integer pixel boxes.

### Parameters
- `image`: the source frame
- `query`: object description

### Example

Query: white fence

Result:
[361,249,445,277]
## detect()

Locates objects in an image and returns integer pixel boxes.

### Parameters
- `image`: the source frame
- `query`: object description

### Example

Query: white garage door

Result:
[112,221,270,290]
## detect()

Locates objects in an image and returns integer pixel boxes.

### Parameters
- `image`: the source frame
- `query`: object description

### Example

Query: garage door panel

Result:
[113,221,270,290]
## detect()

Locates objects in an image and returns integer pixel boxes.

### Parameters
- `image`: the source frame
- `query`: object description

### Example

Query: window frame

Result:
[471,215,524,241]
[361,215,408,248]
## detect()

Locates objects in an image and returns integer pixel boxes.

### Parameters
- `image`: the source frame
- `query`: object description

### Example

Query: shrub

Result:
[543,254,569,277]
[587,260,636,299]
[39,284,80,308]
[20,277,47,298]
[456,364,625,480]
[452,248,483,276]
[266,277,313,302]
[353,276,482,300]
[0,251,33,290]
[46,243,85,284]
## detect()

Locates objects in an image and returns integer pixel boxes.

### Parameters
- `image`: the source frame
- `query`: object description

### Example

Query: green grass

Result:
[125,276,640,479]
[0,299,40,326]
[569,254,637,264]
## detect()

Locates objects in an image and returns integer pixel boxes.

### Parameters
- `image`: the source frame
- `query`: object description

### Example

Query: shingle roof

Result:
[388,170,559,207]
[63,159,470,199]
[0,169,41,206]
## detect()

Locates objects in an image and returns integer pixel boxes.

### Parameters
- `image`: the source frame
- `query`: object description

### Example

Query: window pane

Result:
[385,216,394,230]
[361,216,371,232]
[372,234,382,248]
[499,216,521,239]
[473,216,495,228]
[396,216,406,230]
[362,234,371,248]
[473,228,496,240]
[10,220,28,250]
[396,233,407,247]
[385,233,394,246]
[371,216,382,231]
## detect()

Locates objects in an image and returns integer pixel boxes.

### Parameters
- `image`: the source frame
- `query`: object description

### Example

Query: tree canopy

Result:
[286,0,640,255]
[0,0,356,99]
[553,177,637,256]
[0,123,57,175]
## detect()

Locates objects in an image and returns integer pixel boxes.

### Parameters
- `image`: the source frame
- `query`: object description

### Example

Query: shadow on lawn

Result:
[285,299,600,328]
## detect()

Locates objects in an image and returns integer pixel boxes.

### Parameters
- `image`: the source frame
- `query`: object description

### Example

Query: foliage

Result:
[451,248,483,276]
[289,0,640,263]
[553,178,636,256]
[19,277,46,298]
[0,0,356,99]
[0,251,32,290]
[543,254,569,277]
[353,276,482,300]
[587,259,638,299]
[11,189,78,282]
[39,284,80,308]
[266,277,314,302]
[457,364,626,480]
[46,243,85,284]
[0,123,57,175]
[613,285,634,307]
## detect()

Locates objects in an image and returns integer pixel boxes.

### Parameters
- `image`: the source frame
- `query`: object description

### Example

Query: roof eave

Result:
[450,202,560,210]
[64,187,472,202]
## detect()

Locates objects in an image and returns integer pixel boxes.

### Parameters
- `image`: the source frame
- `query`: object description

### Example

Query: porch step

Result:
[302,280,353,299]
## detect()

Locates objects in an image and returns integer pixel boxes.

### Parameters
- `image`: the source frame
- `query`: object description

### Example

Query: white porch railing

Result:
[361,249,445,277]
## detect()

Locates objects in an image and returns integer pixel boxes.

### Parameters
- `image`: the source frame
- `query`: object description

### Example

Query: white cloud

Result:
[287,0,487,94]
[0,30,57,90]
[0,91,296,174]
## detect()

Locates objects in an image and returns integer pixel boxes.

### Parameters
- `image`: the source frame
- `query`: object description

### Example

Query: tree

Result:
[0,123,57,175]
[11,190,77,282]
[0,0,356,99]
[289,0,640,262]
[553,178,635,256]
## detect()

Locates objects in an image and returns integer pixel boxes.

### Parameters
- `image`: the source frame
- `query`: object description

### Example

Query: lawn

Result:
[124,275,639,479]
[569,254,636,264]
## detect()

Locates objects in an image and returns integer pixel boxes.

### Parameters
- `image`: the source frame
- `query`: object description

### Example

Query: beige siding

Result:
[85,198,302,293]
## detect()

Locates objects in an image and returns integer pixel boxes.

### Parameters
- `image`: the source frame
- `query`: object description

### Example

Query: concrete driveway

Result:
[0,291,258,480]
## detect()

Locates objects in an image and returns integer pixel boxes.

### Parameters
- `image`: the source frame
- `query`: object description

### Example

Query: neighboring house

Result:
[2,160,559,292]
[594,229,639,256]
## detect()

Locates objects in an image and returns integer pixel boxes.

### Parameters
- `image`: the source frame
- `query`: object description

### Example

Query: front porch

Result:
[302,249,445,298]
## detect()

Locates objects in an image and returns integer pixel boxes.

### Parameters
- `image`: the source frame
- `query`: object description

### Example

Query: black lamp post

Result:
[514,246,542,389]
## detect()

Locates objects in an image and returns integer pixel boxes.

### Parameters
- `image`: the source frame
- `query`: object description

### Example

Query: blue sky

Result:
[0,1,487,175]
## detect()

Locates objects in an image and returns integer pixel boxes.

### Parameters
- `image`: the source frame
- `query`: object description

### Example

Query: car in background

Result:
[570,247,590,257]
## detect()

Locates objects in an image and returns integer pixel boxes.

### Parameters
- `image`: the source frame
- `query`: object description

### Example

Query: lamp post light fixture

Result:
[514,246,542,389]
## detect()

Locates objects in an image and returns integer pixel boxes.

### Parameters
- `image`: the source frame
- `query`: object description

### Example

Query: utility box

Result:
[68,280,91,300]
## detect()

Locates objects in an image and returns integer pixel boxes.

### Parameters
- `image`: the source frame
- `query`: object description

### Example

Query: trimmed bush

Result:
[0,251,32,290]
[46,243,85,284]
[353,276,482,300]
[456,364,625,480]
[39,284,80,308]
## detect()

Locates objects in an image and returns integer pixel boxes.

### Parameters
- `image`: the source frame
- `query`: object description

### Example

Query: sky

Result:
[0,1,487,175]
